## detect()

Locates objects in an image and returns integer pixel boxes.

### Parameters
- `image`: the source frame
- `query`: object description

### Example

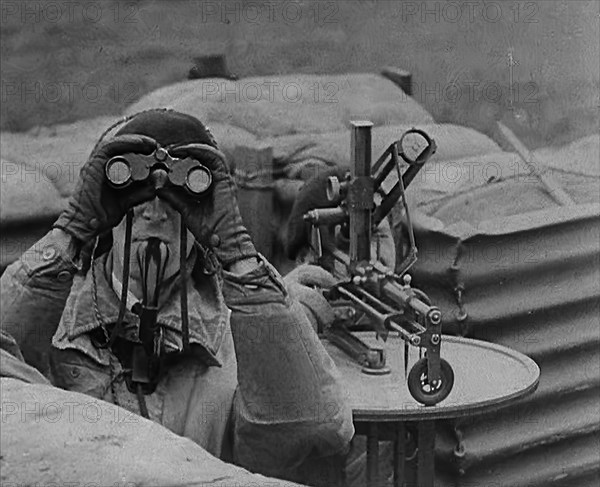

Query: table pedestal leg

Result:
[404,425,418,487]
[366,423,380,487]
[417,420,436,487]
[393,422,406,487]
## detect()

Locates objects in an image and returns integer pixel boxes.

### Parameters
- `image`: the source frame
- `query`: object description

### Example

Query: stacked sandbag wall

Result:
[125,73,434,137]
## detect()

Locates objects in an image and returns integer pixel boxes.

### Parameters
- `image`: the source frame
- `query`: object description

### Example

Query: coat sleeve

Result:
[222,256,354,482]
[0,231,78,374]
[0,330,51,384]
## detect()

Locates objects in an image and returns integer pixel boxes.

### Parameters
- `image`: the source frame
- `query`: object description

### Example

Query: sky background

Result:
[1,0,598,149]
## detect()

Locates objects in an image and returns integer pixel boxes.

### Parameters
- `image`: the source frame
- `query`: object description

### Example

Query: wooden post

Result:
[366,422,380,487]
[381,67,413,96]
[497,122,574,206]
[188,54,237,80]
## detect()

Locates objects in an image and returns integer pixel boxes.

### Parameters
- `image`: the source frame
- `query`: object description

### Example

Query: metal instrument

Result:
[304,121,454,406]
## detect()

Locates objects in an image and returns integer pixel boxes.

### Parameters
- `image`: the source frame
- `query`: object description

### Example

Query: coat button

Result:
[57,270,72,282]
[42,246,56,260]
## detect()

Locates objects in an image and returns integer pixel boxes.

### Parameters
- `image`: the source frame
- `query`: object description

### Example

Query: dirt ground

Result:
[1,0,598,150]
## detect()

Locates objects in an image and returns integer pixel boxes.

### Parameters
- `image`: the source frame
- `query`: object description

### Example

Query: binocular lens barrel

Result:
[186,166,212,195]
[106,157,132,187]
[105,153,212,196]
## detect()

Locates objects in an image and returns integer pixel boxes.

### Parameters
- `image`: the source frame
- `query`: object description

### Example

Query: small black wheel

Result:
[408,358,454,406]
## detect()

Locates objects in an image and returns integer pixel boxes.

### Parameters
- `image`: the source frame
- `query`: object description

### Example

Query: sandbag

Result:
[410,137,600,225]
[426,174,598,226]
[271,135,598,267]
[267,123,502,181]
[0,116,119,197]
[534,134,599,177]
[208,122,264,173]
[126,73,434,137]
[0,378,303,486]
[0,159,66,224]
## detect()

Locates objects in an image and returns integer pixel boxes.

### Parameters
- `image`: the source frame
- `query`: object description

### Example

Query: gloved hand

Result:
[284,264,337,289]
[283,264,337,333]
[54,135,157,243]
[157,144,258,267]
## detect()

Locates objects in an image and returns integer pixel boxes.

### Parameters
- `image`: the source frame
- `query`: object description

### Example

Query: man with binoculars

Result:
[0,109,354,486]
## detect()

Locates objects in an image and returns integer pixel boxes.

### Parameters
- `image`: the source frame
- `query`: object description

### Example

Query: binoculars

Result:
[105,147,212,196]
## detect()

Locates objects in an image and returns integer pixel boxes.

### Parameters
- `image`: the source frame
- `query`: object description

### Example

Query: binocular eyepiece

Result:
[105,148,212,196]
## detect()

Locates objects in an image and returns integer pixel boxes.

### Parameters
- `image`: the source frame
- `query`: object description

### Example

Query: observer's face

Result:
[112,197,195,279]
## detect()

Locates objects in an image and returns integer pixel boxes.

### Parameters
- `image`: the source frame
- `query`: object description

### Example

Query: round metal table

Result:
[323,333,540,487]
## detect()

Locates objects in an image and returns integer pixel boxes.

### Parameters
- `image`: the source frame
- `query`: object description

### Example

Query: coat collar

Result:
[57,250,229,367]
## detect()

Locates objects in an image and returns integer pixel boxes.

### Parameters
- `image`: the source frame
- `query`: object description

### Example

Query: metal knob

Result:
[326,176,341,202]
[428,309,442,325]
